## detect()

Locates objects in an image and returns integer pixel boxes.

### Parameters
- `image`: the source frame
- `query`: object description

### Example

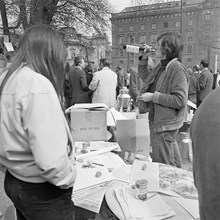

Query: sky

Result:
[108,0,132,12]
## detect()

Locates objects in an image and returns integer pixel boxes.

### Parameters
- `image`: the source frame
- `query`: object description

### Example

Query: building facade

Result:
[110,0,220,73]
[60,27,111,69]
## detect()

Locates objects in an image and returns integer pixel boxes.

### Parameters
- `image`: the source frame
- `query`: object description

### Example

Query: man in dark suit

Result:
[197,59,213,107]
[69,56,90,105]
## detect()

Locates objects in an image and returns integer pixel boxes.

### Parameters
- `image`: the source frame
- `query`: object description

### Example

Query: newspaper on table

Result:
[72,153,125,213]
[75,141,121,160]
[72,182,111,213]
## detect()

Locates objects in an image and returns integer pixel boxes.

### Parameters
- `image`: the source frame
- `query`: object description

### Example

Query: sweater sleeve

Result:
[21,80,77,189]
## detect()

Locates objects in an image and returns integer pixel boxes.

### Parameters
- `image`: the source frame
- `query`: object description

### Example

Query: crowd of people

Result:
[0,25,220,220]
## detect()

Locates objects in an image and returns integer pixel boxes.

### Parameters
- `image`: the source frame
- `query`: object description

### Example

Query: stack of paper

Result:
[72,153,125,213]
[72,183,110,213]
[114,186,175,220]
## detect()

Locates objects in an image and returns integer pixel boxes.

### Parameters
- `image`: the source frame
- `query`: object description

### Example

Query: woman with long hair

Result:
[0,25,77,220]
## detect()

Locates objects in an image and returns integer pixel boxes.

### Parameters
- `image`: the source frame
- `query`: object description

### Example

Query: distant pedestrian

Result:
[192,64,200,82]
[69,56,90,104]
[197,59,213,107]
[63,62,72,109]
[85,64,93,85]
[212,68,220,89]
[129,67,143,108]
[188,68,200,105]
[115,66,124,96]
[89,58,117,108]
[84,64,94,103]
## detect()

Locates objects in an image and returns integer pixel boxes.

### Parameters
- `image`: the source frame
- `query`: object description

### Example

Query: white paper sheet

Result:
[112,164,133,183]
[129,160,160,192]
[75,141,120,160]
[72,184,109,213]
[88,152,125,171]
[4,42,14,52]
[175,197,200,219]
[73,164,115,192]
[114,186,175,220]
[158,189,181,198]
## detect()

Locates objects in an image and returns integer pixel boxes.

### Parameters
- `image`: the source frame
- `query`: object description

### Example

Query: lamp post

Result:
[180,0,183,37]
[180,0,184,61]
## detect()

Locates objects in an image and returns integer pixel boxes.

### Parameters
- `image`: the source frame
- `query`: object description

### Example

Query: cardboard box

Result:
[116,119,150,159]
[68,104,108,141]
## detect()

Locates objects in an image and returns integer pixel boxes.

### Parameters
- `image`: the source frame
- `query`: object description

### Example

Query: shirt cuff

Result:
[152,91,160,103]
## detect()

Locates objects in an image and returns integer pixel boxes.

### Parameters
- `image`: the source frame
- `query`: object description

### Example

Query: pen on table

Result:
[92,162,104,166]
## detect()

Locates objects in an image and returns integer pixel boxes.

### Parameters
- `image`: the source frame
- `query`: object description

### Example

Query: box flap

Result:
[65,103,109,114]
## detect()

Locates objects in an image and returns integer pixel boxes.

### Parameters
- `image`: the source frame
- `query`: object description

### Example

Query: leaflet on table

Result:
[129,160,160,192]
[72,183,110,213]
[175,197,200,219]
[114,186,175,220]
[75,141,121,160]
[112,164,133,183]
[73,163,115,192]
[87,152,125,171]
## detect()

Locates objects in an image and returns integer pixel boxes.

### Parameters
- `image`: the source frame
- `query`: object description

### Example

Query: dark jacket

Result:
[129,69,143,107]
[191,86,220,220]
[188,74,200,104]
[69,66,90,105]
[140,58,188,132]
[198,68,213,102]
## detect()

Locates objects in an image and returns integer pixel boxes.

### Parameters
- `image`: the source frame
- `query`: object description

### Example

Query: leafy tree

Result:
[1,0,113,35]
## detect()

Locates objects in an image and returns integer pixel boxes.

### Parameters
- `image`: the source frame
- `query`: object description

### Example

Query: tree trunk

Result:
[0,0,10,40]
[19,0,29,30]
[29,0,59,26]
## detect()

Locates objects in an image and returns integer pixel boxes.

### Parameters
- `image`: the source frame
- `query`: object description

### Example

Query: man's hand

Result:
[137,93,154,102]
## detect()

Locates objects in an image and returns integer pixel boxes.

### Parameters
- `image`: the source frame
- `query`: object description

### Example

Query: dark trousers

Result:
[149,123,182,168]
[4,170,75,220]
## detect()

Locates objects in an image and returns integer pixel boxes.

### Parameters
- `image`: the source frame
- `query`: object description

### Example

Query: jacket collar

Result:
[156,58,178,91]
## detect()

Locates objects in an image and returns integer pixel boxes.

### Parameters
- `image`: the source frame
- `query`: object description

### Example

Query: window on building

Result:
[119,26,123,32]
[140,24,145,31]
[139,35,146,44]
[188,19,193,26]
[129,35,135,43]
[163,22,168,28]
[151,23,157,29]
[186,31,193,41]
[120,49,123,57]
[186,44,193,54]
[175,21,180,28]
[204,29,210,38]
[205,12,210,21]
[129,25,134,31]
[187,58,192,63]
[119,36,124,45]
